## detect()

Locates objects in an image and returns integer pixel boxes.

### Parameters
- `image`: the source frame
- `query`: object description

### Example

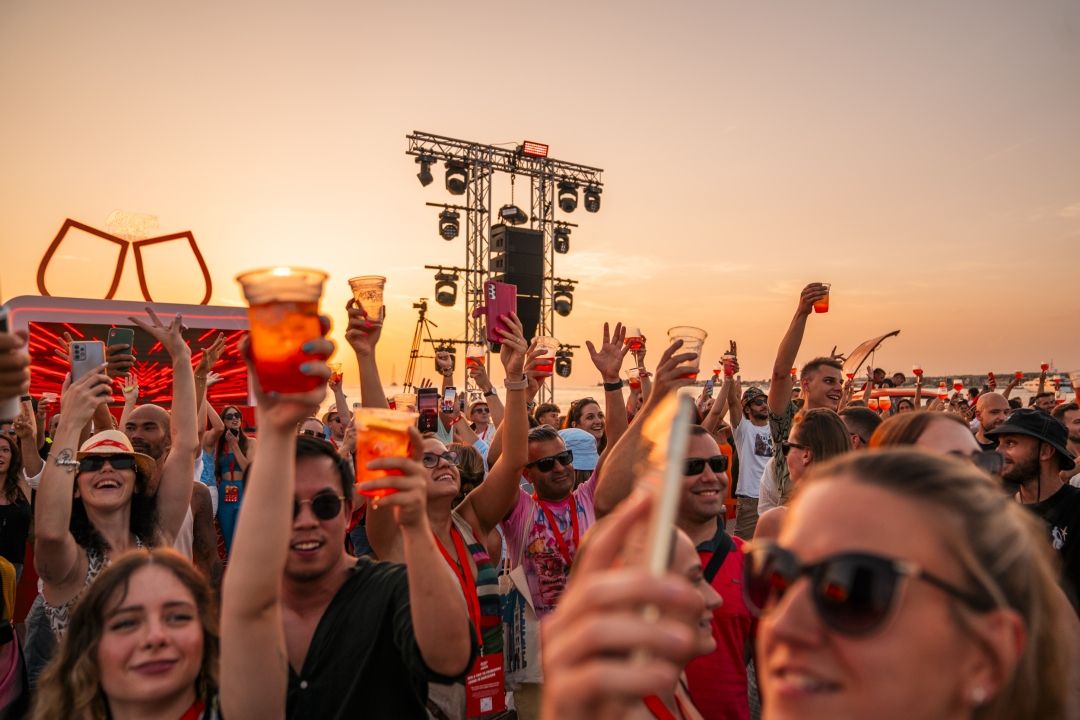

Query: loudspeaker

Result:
[489,225,544,341]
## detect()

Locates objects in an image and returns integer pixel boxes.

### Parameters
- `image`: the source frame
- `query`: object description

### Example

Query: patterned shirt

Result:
[769,401,798,505]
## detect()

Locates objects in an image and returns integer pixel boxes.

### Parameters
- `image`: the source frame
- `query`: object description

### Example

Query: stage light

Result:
[553,283,574,317]
[555,349,573,377]
[558,182,578,213]
[438,209,460,240]
[445,161,468,195]
[434,272,459,307]
[498,204,529,226]
[553,225,570,254]
[416,155,435,187]
[584,185,602,213]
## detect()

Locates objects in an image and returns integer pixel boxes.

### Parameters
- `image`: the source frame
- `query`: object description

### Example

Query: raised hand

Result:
[435,350,454,378]
[129,307,191,360]
[586,322,630,383]
[797,283,830,316]
[196,332,227,375]
[0,330,30,400]
[345,299,383,358]
[12,400,37,444]
[469,360,493,392]
[356,427,428,527]
[647,339,699,402]
[59,368,113,429]
[241,334,334,433]
[497,312,529,377]
[122,376,140,402]
[206,371,224,388]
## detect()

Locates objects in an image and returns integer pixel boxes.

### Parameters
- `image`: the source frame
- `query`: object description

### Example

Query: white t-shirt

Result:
[733,420,773,499]
[757,458,779,515]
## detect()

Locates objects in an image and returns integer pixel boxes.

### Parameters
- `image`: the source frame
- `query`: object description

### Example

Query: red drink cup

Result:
[354,408,417,500]
[912,365,923,377]
[1014,371,1024,380]
[812,283,832,314]
[1041,362,1050,373]
[624,326,644,352]
[722,353,736,377]
[667,326,707,380]
[625,367,643,389]
[237,267,328,394]
[532,336,559,377]
[953,380,963,392]
[938,382,948,400]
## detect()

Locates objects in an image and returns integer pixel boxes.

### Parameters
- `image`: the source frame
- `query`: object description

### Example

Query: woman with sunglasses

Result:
[754,408,850,540]
[32,548,220,720]
[35,309,198,644]
[205,404,254,556]
[367,314,531,720]
[747,449,1069,719]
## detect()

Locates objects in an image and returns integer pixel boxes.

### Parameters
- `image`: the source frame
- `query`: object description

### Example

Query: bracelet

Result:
[448,416,462,427]
[503,375,528,391]
[603,379,624,392]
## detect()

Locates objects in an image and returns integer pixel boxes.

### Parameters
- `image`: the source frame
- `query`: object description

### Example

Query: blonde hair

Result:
[799,450,1068,720]
[32,549,219,720]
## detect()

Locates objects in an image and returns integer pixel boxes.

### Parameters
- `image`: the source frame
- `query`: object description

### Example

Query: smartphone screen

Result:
[442,386,457,414]
[417,388,439,433]
[703,376,715,398]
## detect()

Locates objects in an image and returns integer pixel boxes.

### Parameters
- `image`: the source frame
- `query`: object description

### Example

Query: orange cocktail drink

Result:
[533,336,559,376]
[237,267,328,394]
[813,283,832,313]
[354,408,418,500]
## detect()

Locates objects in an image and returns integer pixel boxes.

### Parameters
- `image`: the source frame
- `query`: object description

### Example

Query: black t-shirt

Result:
[0,496,31,565]
[1026,484,1080,613]
[287,557,474,720]
[976,436,998,452]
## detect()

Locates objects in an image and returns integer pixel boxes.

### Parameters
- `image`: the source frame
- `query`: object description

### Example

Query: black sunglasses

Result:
[526,449,574,472]
[684,455,728,475]
[422,451,459,469]
[781,440,807,456]
[299,428,327,440]
[79,455,137,473]
[743,542,992,636]
[293,492,346,520]
[950,450,1003,476]
[222,412,242,420]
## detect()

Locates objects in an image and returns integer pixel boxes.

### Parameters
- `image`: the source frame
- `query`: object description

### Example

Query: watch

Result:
[483,389,498,398]
[503,375,529,391]
[603,379,624,392]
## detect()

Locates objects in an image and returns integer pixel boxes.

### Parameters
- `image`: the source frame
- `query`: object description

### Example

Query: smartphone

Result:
[482,280,517,350]
[703,375,715,399]
[0,306,19,420]
[417,387,440,433]
[106,327,134,350]
[71,340,106,382]
[442,386,457,414]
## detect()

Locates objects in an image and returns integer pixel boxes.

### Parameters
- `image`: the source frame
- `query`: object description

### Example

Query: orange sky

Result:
[2,1,1078,386]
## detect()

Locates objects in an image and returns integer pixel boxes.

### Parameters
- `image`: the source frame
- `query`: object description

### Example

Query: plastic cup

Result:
[625,367,643,390]
[348,276,386,320]
[813,283,832,314]
[392,393,418,412]
[666,326,706,380]
[1040,362,1050,373]
[354,408,417,500]
[236,267,328,394]
[329,362,343,384]
[722,353,736,377]
[1014,371,1024,381]
[532,336,559,376]
[465,343,486,370]
[952,379,963,392]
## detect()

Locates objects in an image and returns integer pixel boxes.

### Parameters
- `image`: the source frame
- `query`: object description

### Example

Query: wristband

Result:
[603,379,624,392]
[503,376,528,391]
[448,416,462,427]
[483,388,498,398]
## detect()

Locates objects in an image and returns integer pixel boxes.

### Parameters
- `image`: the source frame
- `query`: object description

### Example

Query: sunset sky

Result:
[2,1,1078,387]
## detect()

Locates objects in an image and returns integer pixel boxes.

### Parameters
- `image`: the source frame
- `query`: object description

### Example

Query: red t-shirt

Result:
[684,528,753,720]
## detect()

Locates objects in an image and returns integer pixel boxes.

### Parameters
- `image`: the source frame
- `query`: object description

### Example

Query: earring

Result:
[971,686,988,705]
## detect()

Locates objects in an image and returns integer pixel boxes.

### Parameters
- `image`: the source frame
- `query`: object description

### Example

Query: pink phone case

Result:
[473,281,517,347]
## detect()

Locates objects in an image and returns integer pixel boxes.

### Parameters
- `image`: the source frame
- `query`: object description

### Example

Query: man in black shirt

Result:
[990,409,1080,612]
[222,340,474,719]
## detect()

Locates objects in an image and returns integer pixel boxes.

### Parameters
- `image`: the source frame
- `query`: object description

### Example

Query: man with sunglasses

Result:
[989,408,1080,611]
[767,284,844,506]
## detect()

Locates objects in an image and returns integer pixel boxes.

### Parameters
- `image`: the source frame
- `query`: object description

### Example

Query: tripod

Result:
[404,299,438,392]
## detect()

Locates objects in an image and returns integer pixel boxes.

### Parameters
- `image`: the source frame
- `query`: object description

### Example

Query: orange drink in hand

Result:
[354,408,418,500]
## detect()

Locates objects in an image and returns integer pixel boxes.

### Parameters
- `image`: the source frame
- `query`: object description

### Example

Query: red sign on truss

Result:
[521,141,549,158]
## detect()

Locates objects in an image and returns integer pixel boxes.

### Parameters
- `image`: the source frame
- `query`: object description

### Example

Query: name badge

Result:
[465,652,506,717]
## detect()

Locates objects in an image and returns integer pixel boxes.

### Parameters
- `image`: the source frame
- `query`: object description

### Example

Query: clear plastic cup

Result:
[236,267,328,394]
[348,276,386,320]
[354,408,418,499]
[465,343,486,370]
[392,393,418,412]
[813,283,832,313]
[532,336,560,376]
[666,326,706,380]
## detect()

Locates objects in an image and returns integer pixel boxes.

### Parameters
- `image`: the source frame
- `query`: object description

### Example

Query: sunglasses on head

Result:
[743,542,992,636]
[422,450,459,469]
[222,412,241,420]
[526,449,574,472]
[78,455,137,473]
[293,491,346,520]
[684,455,728,475]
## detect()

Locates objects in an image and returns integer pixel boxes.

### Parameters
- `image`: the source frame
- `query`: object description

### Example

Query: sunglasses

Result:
[79,455,137,473]
[222,412,242,420]
[951,449,1004,476]
[747,397,768,407]
[299,428,327,439]
[743,542,992,636]
[293,491,346,520]
[472,407,491,415]
[684,455,728,475]
[526,449,574,472]
[422,451,459,469]
[781,440,807,456]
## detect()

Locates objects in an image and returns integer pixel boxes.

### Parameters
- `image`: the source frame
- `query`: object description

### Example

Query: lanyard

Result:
[433,525,485,650]
[643,694,687,720]
[532,494,579,569]
[178,699,205,720]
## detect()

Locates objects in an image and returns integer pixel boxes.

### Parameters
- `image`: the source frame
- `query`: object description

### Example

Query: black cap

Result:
[986,408,1076,471]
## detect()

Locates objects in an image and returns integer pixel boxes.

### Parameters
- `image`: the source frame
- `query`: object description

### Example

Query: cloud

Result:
[1059,202,1080,219]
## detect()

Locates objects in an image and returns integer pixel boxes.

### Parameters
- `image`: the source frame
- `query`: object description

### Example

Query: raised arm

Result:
[915,373,924,407]
[345,299,389,409]
[220,334,332,720]
[468,362,504,428]
[458,314,530,536]
[129,309,197,543]
[702,377,732,436]
[34,369,112,589]
[767,283,826,416]
[119,377,139,428]
[14,400,44,479]
[586,322,631,455]
[594,339,697,517]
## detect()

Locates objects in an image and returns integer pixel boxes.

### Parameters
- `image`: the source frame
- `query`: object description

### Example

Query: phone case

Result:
[107,327,135,347]
[471,281,517,348]
[71,341,106,382]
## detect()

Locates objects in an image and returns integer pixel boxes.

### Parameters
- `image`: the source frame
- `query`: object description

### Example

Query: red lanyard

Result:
[433,526,485,650]
[643,694,687,720]
[178,699,205,720]
[532,494,579,569]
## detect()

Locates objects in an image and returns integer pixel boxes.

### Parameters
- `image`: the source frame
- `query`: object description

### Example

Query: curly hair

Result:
[32,548,220,720]
[0,433,26,504]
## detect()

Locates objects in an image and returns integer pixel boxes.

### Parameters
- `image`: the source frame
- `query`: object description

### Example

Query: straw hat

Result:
[77,430,157,478]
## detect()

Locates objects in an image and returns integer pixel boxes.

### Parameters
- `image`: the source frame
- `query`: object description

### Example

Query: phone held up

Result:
[471,280,517,352]
[71,341,107,383]
[417,387,440,433]
[442,386,457,414]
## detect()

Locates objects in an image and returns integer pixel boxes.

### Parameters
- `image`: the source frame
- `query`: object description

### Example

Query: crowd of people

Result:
[0,279,1077,719]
